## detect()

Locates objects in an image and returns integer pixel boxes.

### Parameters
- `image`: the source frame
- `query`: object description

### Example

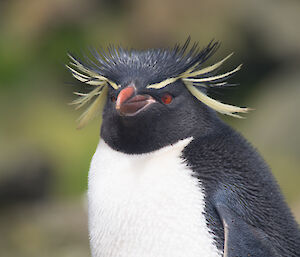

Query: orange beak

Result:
[115,85,156,116]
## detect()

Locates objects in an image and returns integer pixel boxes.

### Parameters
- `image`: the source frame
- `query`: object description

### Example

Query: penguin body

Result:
[68,39,300,256]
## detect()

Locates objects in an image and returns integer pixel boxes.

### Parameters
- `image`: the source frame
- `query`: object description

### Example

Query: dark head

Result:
[68,39,250,154]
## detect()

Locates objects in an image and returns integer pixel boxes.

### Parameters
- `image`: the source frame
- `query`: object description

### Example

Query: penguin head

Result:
[101,77,209,153]
[68,38,250,153]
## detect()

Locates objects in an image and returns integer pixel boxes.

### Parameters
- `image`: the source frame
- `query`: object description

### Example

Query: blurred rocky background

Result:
[0,0,299,256]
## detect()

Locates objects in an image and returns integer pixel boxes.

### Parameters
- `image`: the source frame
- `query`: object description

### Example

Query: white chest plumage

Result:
[88,138,222,257]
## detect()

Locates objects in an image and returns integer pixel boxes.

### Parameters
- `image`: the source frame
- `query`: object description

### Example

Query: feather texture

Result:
[183,65,242,83]
[185,83,250,118]
[76,86,108,129]
[67,53,121,128]
[145,52,249,117]
[67,54,119,90]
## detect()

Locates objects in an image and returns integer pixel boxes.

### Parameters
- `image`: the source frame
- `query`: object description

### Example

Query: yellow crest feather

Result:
[68,48,252,128]
[185,82,251,118]
[145,52,251,118]
[76,86,108,129]
[67,53,120,128]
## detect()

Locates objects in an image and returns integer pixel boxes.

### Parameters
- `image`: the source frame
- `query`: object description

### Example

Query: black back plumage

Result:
[183,123,300,256]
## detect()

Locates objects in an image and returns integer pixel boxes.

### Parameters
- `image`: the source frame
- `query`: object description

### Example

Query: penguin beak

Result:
[116,85,156,116]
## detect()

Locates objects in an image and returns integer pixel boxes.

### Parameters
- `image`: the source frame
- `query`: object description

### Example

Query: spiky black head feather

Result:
[83,38,219,86]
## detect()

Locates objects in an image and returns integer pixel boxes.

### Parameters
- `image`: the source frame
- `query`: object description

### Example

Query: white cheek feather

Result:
[88,138,222,257]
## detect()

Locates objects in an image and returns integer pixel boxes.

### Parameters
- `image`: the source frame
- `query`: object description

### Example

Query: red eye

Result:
[111,95,116,102]
[161,93,173,104]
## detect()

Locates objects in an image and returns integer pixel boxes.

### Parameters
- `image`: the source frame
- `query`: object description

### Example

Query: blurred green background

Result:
[0,0,299,256]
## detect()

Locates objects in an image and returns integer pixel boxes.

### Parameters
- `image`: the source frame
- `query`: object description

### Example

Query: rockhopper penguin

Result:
[67,39,300,257]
